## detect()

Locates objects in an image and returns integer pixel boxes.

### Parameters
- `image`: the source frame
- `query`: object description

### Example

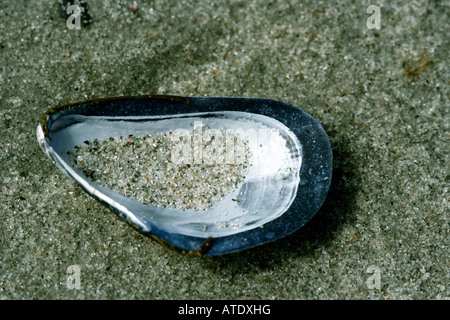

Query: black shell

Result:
[37,95,332,256]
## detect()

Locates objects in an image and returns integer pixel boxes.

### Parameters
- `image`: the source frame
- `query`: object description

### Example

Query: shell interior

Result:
[40,111,302,238]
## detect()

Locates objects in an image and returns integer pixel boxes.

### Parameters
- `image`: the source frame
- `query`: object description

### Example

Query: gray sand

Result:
[0,0,448,299]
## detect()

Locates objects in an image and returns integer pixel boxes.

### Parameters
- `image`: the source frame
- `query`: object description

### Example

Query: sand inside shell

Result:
[71,127,251,211]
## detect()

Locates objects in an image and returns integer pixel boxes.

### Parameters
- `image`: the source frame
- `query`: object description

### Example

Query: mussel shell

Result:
[37,96,332,256]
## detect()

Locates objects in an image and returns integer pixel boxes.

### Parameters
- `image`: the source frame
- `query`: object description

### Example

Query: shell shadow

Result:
[198,134,361,273]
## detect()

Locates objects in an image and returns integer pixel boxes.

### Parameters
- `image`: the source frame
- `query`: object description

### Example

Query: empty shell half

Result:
[37,95,332,256]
